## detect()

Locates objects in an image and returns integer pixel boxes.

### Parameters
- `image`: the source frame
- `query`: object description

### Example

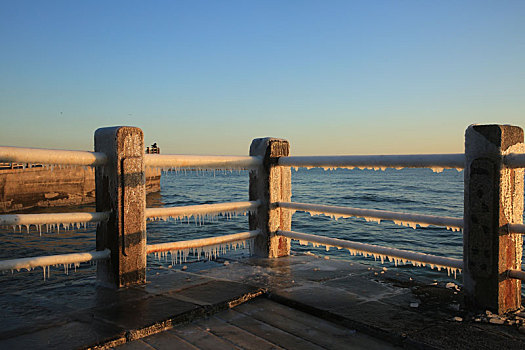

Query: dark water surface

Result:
[1,168,523,293]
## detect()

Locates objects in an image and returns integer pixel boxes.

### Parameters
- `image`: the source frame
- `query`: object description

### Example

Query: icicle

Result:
[146,206,258,224]
[295,163,464,173]
[291,238,461,279]
[149,238,255,265]
[364,216,381,224]
[300,208,460,232]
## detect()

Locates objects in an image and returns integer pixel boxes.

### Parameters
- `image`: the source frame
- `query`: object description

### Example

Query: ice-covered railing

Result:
[0,146,108,167]
[0,249,110,279]
[147,230,260,264]
[278,153,465,172]
[508,223,525,234]
[0,212,110,233]
[275,154,467,276]
[145,203,260,262]
[146,201,259,222]
[278,202,463,231]
[0,145,112,279]
[507,269,525,282]
[504,153,525,168]
[0,211,111,277]
[277,230,463,277]
[1,125,521,314]
[144,154,262,170]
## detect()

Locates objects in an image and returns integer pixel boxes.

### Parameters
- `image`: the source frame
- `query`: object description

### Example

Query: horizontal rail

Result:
[278,230,463,270]
[278,202,463,230]
[0,249,111,272]
[0,212,110,227]
[144,154,262,170]
[507,269,525,281]
[508,223,525,234]
[146,201,259,219]
[0,146,107,167]
[278,153,465,170]
[504,153,525,168]
[147,230,260,253]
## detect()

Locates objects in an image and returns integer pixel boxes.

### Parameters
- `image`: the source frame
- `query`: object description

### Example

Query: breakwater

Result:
[0,166,160,213]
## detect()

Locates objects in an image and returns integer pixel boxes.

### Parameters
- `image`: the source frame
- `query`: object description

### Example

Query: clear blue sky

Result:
[1,1,524,155]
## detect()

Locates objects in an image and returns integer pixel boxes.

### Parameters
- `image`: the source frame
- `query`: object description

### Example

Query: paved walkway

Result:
[1,254,524,349]
[116,298,396,350]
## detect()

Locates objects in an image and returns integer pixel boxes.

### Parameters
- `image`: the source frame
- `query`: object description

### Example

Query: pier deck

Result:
[1,254,524,349]
[117,297,394,350]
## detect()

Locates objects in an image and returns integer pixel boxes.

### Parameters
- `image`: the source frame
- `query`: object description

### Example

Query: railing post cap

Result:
[466,124,523,149]
[95,126,144,139]
[250,137,289,158]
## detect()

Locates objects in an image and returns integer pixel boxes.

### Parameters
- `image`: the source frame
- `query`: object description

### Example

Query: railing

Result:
[0,127,264,288]
[0,146,112,277]
[275,125,524,315]
[147,231,260,263]
[505,153,525,168]
[277,202,463,231]
[509,223,525,234]
[279,153,465,172]
[272,165,466,278]
[276,230,464,274]
[0,146,108,166]
[275,201,464,279]
[144,154,261,170]
[145,201,259,221]
[0,124,523,315]
[0,249,111,279]
[0,212,110,231]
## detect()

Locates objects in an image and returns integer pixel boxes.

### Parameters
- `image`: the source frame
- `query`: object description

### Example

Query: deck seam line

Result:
[191,321,255,350]
[226,308,330,349]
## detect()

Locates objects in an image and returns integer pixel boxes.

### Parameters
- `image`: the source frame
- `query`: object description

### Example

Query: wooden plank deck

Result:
[116,297,398,350]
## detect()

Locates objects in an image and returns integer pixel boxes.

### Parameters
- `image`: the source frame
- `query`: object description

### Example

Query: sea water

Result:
[0,168,523,294]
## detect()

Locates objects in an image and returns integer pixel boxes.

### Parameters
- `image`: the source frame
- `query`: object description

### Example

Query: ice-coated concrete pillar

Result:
[95,126,146,288]
[249,138,292,258]
[464,124,524,314]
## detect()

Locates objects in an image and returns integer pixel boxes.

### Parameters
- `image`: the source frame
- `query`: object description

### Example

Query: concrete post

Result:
[249,138,292,258]
[95,126,146,288]
[464,124,524,314]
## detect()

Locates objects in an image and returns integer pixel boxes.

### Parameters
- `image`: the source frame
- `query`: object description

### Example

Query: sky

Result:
[1,1,524,155]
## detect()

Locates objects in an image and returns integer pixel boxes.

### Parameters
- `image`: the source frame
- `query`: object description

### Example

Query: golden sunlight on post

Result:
[249,138,292,258]
[464,124,524,314]
[95,126,146,288]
